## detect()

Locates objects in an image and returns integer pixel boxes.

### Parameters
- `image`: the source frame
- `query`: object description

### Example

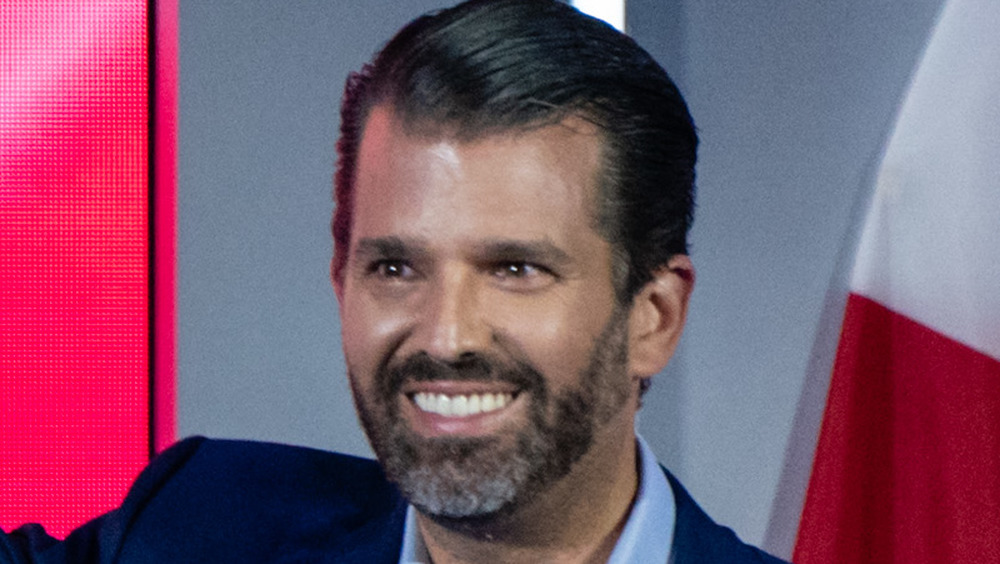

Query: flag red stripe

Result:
[795,293,1000,563]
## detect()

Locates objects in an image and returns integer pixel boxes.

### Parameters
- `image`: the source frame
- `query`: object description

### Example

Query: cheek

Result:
[493,297,612,384]
[340,293,414,379]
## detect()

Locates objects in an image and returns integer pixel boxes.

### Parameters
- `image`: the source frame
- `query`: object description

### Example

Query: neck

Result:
[416,425,640,564]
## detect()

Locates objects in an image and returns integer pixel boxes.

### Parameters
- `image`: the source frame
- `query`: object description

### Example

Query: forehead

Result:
[352,106,607,246]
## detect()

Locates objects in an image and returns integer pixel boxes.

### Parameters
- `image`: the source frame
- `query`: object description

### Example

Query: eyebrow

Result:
[352,236,429,261]
[471,238,573,269]
[351,236,573,269]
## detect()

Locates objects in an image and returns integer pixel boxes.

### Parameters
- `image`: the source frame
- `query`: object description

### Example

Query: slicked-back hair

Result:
[333,0,697,300]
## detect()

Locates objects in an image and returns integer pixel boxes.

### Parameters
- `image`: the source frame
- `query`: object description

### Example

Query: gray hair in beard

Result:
[350,305,631,520]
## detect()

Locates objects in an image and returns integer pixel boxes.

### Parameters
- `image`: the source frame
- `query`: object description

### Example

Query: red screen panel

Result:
[1,0,155,538]
[153,0,178,456]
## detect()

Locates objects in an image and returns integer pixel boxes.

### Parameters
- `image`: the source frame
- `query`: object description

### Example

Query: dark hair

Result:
[333,0,697,300]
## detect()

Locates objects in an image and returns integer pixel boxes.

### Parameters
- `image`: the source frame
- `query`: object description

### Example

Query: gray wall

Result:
[178,1,945,556]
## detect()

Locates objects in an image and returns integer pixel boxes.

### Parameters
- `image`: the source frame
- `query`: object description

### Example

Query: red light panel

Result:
[1,0,151,538]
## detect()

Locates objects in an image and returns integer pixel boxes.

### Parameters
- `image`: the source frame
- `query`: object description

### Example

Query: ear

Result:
[627,255,695,378]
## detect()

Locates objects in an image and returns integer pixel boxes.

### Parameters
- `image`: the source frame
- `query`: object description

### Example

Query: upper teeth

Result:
[412,392,513,417]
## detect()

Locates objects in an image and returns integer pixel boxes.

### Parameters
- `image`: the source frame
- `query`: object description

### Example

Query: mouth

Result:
[400,383,525,437]
[411,391,515,417]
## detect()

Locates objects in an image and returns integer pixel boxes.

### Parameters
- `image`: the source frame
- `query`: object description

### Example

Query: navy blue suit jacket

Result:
[1,437,787,563]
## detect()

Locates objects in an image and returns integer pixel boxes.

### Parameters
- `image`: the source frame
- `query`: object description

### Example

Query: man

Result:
[1,1,787,562]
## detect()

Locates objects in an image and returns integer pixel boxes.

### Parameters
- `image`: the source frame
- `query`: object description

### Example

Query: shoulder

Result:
[662,467,790,564]
[3,438,407,563]
[111,437,407,562]
[148,436,392,494]
[121,436,398,515]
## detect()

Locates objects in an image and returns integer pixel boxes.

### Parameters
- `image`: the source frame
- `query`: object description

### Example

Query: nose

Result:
[414,265,490,362]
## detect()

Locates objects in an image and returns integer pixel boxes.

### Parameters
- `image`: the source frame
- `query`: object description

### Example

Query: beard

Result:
[350,307,631,521]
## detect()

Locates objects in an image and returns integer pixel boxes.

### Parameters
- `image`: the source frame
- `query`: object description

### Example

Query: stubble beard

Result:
[350,307,631,521]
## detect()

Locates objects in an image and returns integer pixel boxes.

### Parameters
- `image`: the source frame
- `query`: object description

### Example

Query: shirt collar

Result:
[398,434,675,563]
[606,434,675,564]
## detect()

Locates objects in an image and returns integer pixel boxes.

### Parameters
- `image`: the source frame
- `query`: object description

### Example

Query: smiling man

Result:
[326,1,785,561]
[339,111,659,561]
[1,1,786,563]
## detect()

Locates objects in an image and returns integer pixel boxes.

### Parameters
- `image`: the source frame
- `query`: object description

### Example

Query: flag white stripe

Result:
[850,0,1000,360]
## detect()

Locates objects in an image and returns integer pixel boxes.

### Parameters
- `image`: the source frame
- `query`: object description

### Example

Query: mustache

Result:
[377,352,545,398]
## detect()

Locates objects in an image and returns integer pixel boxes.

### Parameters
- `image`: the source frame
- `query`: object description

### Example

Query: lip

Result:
[399,383,526,438]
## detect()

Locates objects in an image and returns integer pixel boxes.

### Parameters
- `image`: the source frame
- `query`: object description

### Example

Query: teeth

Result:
[412,392,513,417]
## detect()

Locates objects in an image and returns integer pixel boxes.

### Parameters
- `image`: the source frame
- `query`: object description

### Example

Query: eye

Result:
[492,262,539,278]
[369,259,416,280]
[489,261,556,290]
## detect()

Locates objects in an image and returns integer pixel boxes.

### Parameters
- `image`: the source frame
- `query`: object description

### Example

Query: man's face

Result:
[335,107,641,519]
